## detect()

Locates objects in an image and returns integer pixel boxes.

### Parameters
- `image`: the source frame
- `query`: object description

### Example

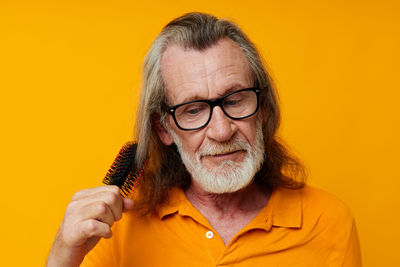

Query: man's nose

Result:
[206,106,236,142]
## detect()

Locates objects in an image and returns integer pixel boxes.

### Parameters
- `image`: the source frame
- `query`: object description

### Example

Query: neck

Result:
[185,180,269,218]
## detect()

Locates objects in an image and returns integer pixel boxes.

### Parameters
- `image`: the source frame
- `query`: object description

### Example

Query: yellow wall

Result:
[1,0,399,266]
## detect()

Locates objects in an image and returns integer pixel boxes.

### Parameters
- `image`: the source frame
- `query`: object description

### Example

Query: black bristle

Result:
[103,142,143,197]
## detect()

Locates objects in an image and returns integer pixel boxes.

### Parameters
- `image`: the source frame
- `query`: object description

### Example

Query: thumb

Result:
[122,198,134,212]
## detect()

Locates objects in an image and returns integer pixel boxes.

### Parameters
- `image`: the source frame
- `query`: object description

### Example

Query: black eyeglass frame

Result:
[167,87,261,131]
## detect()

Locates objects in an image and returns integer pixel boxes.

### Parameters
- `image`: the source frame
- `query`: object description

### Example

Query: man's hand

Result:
[47,185,134,267]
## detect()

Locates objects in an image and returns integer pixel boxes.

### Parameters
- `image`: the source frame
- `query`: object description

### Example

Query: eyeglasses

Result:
[167,87,260,131]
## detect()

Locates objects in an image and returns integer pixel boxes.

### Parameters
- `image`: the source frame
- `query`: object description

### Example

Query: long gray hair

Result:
[134,12,305,213]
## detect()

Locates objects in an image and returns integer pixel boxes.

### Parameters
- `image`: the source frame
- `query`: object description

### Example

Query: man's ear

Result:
[151,113,174,146]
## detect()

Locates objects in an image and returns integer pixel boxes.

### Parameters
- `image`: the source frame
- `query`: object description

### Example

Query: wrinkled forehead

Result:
[160,38,253,105]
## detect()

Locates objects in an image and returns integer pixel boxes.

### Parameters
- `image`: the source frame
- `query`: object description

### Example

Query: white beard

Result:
[166,118,265,194]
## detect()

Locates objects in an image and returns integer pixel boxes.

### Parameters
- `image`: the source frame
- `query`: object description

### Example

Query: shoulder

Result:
[299,185,353,220]
[268,186,361,265]
[292,184,355,237]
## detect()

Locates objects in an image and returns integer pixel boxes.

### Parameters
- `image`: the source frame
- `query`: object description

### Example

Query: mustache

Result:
[198,138,250,157]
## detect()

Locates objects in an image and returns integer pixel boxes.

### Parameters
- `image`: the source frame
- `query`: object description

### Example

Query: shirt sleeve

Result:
[341,219,362,267]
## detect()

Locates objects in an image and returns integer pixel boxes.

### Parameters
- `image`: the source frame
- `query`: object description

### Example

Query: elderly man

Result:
[47,13,361,267]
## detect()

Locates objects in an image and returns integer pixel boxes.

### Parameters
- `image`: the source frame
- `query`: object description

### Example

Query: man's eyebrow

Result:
[180,95,205,103]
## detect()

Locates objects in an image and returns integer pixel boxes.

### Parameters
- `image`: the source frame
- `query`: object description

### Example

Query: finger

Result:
[98,190,123,221]
[72,185,120,201]
[69,189,123,222]
[122,198,134,212]
[79,201,115,227]
[80,219,113,240]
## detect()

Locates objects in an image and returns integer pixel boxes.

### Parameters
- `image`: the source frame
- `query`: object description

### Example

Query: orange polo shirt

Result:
[81,185,361,266]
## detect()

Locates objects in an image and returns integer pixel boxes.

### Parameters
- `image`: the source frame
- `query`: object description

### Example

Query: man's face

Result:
[158,38,264,193]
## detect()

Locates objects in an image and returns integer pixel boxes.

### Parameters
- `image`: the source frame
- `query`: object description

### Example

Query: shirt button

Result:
[206,231,214,239]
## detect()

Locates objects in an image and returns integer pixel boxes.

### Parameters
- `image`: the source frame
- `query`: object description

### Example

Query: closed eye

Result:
[179,103,208,116]
[224,99,241,106]
[187,107,201,114]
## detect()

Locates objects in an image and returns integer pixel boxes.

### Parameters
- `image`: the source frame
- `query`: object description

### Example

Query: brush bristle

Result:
[103,141,144,197]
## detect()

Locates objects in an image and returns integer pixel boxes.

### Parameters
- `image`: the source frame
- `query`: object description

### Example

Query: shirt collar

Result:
[155,185,303,230]
[155,187,185,219]
[268,186,302,228]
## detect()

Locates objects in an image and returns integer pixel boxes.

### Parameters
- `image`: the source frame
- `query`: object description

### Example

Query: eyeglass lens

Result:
[174,89,258,130]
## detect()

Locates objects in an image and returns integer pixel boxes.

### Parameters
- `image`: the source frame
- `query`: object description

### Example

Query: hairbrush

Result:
[102,141,145,197]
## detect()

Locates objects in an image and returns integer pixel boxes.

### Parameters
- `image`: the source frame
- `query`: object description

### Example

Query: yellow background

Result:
[1,0,399,266]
